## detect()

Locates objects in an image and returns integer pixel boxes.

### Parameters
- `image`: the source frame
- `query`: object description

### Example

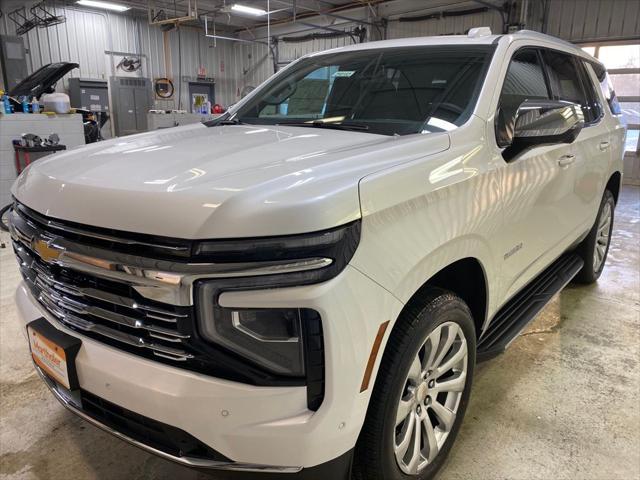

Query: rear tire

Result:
[574,190,615,284]
[353,289,476,480]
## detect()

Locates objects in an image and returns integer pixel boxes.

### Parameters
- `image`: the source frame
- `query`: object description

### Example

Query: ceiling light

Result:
[76,0,130,12]
[231,4,267,16]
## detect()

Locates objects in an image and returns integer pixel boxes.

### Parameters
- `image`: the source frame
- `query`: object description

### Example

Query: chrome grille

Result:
[11,209,195,363]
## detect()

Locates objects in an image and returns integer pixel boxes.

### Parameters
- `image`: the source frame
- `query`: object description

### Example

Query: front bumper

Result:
[16,265,402,471]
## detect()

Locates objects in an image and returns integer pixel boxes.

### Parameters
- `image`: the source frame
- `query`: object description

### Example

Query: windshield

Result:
[222,45,494,136]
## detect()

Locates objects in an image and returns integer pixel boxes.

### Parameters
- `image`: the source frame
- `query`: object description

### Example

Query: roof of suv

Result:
[308,29,600,66]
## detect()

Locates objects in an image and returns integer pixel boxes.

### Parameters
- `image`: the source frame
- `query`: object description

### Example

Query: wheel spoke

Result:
[598,216,607,229]
[408,357,422,383]
[430,400,456,432]
[396,398,414,427]
[434,338,467,378]
[598,207,611,229]
[423,328,441,370]
[432,372,466,394]
[422,415,439,462]
[432,325,456,370]
[407,412,422,474]
[394,411,415,460]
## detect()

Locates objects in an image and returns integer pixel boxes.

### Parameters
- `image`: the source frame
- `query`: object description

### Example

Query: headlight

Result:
[195,220,360,373]
[192,220,361,285]
[194,221,358,406]
[199,307,307,376]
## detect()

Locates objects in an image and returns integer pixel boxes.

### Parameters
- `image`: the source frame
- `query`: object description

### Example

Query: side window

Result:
[576,61,604,122]
[542,50,592,121]
[496,48,550,148]
[589,61,622,116]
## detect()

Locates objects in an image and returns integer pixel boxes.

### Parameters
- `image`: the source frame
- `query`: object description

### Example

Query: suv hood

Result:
[12,123,450,238]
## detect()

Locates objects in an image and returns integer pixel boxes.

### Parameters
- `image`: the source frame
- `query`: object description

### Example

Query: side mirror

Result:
[503,99,584,161]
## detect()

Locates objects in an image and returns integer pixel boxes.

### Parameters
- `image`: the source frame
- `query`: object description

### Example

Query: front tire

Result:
[0,203,11,232]
[574,190,615,284]
[353,289,476,480]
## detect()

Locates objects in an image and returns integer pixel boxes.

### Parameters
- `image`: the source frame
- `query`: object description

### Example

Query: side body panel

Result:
[352,115,503,319]
[484,40,592,303]
[354,35,625,353]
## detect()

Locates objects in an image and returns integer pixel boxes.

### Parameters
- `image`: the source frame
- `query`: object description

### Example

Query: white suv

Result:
[10,29,624,480]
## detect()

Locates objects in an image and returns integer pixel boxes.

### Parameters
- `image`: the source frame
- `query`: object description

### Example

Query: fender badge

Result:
[504,242,523,260]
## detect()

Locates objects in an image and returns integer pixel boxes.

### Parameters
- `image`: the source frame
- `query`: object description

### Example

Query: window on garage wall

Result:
[581,42,640,154]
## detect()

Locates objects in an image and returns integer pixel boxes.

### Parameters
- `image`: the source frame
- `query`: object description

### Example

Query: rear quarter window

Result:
[587,60,622,115]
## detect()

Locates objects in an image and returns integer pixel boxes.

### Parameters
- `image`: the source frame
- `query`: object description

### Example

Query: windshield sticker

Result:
[334,71,355,77]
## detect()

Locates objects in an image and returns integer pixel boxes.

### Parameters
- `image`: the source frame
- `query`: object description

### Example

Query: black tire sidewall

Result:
[0,204,12,232]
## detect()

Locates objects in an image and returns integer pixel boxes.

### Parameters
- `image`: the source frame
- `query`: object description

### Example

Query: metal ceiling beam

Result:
[296,20,358,42]
[203,15,279,74]
[204,15,269,45]
[271,0,379,26]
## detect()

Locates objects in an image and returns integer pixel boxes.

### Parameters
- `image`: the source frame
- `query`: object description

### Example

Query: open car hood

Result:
[9,62,79,99]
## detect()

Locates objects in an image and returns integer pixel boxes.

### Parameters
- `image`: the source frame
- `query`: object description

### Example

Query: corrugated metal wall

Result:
[1,0,638,110]
[528,0,640,42]
[382,0,640,42]
[277,36,355,64]
[385,1,504,39]
[0,3,271,107]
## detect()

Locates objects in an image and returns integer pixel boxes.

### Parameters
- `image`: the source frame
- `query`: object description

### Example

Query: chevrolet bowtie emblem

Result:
[32,238,63,264]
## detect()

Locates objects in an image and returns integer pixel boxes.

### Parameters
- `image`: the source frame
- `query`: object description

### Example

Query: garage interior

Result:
[0,0,639,479]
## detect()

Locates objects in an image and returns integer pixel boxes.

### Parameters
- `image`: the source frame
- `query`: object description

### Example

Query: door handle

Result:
[599,141,610,151]
[558,154,576,167]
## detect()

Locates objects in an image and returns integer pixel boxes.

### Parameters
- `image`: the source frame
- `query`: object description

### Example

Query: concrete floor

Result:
[1,186,638,480]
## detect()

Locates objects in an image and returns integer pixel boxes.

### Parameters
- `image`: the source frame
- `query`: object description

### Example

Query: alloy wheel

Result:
[393,321,468,475]
[593,201,612,272]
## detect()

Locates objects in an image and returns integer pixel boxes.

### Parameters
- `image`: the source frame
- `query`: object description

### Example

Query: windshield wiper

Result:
[204,114,247,127]
[277,120,370,131]
[218,118,246,125]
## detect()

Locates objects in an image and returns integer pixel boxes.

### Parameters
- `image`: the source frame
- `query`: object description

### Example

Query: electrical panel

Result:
[0,35,28,91]
[109,76,152,137]
[68,78,109,112]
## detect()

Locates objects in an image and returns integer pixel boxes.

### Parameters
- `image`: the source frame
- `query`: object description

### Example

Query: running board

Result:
[477,253,584,362]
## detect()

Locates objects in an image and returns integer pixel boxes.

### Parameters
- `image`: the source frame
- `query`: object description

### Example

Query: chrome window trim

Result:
[33,364,303,473]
